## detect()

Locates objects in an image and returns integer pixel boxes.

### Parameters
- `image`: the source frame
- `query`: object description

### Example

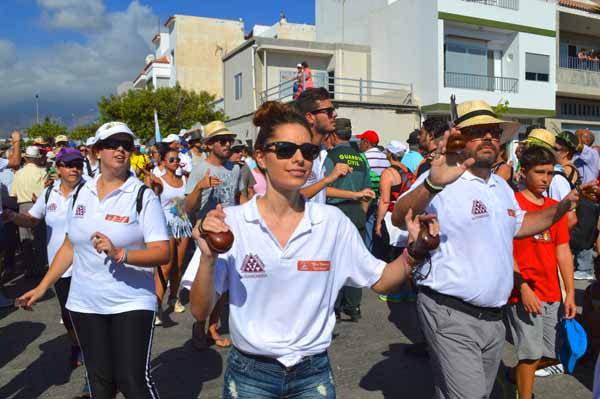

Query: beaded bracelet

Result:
[424,177,444,194]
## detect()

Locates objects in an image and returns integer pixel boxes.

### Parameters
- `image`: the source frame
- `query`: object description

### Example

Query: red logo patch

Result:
[240,254,267,278]
[47,203,57,212]
[105,214,130,223]
[297,261,331,272]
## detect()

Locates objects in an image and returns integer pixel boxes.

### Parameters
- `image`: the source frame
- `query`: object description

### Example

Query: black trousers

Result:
[54,277,73,331]
[70,310,159,399]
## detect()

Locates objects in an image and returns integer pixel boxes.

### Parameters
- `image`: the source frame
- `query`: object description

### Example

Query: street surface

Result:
[0,275,595,398]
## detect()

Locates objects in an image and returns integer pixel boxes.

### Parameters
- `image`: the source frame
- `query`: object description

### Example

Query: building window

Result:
[234,73,242,100]
[525,53,549,82]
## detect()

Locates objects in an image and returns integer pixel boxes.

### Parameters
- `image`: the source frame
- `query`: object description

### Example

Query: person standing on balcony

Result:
[301,61,314,90]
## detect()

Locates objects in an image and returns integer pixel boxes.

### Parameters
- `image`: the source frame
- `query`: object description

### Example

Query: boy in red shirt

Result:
[507,145,576,399]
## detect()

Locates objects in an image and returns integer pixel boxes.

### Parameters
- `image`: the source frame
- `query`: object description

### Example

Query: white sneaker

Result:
[574,271,594,280]
[169,298,185,313]
[535,363,564,377]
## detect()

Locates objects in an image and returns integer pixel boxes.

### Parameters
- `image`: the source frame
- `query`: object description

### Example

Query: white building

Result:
[317,0,558,137]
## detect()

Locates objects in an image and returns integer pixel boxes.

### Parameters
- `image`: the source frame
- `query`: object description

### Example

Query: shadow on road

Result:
[0,328,74,399]
[360,343,433,398]
[152,340,223,399]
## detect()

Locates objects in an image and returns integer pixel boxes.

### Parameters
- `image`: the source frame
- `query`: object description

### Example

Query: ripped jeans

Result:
[223,347,335,399]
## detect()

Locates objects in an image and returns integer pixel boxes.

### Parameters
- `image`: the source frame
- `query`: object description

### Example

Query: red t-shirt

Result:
[509,192,569,304]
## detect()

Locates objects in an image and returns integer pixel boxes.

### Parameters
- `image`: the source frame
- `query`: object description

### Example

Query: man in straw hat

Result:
[392,99,594,398]
[10,145,48,278]
[185,120,240,350]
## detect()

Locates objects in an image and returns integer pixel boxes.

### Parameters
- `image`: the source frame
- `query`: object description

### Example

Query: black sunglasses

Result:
[310,107,336,118]
[461,125,503,141]
[263,141,320,160]
[57,160,84,169]
[167,156,181,163]
[209,137,235,146]
[98,138,135,152]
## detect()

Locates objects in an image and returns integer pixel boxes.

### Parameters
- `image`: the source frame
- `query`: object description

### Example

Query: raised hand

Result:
[428,130,475,188]
[197,170,222,190]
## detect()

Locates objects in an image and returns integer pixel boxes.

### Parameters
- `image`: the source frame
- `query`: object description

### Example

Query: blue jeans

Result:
[574,248,594,273]
[364,202,377,252]
[223,347,336,399]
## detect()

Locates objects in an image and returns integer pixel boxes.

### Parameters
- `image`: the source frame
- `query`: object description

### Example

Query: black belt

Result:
[233,347,327,371]
[419,286,503,321]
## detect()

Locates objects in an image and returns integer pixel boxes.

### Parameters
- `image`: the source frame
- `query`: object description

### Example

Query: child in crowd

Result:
[582,258,600,360]
[506,145,577,399]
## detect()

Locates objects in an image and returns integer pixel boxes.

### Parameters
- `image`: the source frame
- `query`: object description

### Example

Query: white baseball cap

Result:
[85,136,97,147]
[94,122,136,142]
[162,133,180,143]
[385,140,407,156]
[24,146,42,158]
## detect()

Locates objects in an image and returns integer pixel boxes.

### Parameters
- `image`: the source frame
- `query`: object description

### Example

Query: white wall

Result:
[315,0,388,45]
[369,0,439,106]
[438,0,556,31]
[224,46,255,119]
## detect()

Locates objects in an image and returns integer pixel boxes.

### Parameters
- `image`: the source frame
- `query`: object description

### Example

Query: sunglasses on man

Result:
[263,141,320,160]
[98,138,135,152]
[460,125,503,141]
[56,160,84,169]
[310,107,336,118]
[209,137,235,146]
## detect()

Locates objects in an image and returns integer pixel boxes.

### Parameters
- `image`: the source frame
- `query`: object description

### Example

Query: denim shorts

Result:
[223,347,335,398]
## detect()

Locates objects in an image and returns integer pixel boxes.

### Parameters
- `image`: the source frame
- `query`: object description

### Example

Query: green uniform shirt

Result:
[324,142,372,231]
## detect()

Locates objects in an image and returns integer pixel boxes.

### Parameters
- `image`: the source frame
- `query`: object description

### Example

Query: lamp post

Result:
[35,93,39,124]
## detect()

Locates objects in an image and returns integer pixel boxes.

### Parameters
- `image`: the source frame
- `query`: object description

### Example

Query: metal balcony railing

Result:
[460,0,519,10]
[259,77,414,105]
[560,55,600,73]
[444,71,519,93]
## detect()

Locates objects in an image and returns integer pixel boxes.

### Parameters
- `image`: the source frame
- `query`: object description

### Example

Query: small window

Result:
[234,73,242,100]
[526,53,550,82]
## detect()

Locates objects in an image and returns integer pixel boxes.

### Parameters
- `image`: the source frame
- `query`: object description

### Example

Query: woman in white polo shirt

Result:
[19,122,170,399]
[190,101,438,398]
[6,148,86,368]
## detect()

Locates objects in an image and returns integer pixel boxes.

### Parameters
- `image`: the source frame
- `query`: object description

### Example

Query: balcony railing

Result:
[560,55,600,73]
[460,0,519,10]
[444,71,519,93]
[259,77,414,105]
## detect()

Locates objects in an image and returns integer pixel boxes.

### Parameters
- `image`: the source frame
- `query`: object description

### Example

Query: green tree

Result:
[70,123,100,141]
[98,84,225,141]
[26,117,68,140]
[492,100,510,118]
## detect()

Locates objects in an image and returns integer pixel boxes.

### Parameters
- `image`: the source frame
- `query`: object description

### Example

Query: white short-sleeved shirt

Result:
[304,149,328,204]
[406,170,525,308]
[28,180,85,277]
[66,175,168,314]
[0,158,7,171]
[546,173,571,201]
[214,197,386,367]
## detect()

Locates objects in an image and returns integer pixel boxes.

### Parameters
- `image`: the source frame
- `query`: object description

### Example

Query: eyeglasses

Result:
[263,141,320,160]
[310,107,336,118]
[57,160,84,169]
[461,126,503,142]
[209,137,235,146]
[98,138,135,152]
[167,156,181,163]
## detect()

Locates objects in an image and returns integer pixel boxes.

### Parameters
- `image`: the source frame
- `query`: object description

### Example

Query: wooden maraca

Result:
[199,225,234,254]
[579,184,600,202]
[445,134,466,154]
[408,220,440,260]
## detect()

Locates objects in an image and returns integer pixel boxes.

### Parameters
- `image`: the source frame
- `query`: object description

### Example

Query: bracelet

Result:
[424,177,444,194]
[115,248,125,263]
[198,216,207,235]
[122,248,129,264]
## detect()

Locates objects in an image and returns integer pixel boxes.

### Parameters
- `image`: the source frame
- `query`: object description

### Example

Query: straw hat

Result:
[454,100,520,144]
[203,121,235,143]
[24,146,42,158]
[525,128,555,149]
[32,136,48,145]
[55,134,69,144]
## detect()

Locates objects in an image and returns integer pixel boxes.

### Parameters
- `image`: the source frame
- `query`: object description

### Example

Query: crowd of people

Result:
[1,87,600,398]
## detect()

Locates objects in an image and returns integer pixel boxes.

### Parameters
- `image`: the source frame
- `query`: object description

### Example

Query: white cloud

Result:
[0,1,157,133]
[37,0,107,32]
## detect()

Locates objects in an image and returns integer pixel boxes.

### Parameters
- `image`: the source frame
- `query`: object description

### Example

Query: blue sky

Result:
[0,1,315,135]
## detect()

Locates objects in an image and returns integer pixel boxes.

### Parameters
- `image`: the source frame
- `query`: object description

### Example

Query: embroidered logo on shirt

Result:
[297,261,331,272]
[507,209,516,217]
[240,254,267,278]
[471,200,488,218]
[47,203,57,212]
[74,204,86,218]
[105,214,130,223]
[533,230,551,242]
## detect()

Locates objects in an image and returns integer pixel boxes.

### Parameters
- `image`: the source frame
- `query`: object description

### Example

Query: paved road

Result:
[0,275,595,398]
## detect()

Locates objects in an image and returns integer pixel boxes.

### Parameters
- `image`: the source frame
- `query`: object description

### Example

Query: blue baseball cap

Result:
[559,319,587,373]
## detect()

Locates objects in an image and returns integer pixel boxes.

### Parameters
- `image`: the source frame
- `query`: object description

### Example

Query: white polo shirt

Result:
[66,175,168,314]
[214,197,386,367]
[28,180,85,278]
[304,148,328,204]
[406,170,525,308]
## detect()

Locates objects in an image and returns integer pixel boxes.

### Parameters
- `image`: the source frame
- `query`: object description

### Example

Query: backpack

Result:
[45,180,86,205]
[556,165,581,190]
[389,164,416,206]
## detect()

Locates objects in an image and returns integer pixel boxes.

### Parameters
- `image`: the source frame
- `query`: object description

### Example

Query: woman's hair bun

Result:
[253,101,291,129]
